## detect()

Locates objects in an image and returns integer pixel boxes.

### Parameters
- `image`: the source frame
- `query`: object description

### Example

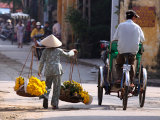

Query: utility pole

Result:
[110,0,119,40]
[88,0,91,26]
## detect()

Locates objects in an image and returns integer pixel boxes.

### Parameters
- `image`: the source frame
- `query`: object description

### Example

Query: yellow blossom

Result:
[62,80,90,104]
[14,76,24,91]
[26,76,47,96]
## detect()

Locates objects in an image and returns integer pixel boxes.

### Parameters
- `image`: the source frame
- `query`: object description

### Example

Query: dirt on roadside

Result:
[0,85,43,120]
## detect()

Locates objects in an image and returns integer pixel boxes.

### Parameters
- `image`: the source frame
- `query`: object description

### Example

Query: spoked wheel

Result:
[139,88,146,107]
[139,68,147,107]
[122,86,129,110]
[98,67,103,105]
[122,72,129,110]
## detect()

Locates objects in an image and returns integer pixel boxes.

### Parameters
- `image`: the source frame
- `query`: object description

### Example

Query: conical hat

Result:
[40,35,62,48]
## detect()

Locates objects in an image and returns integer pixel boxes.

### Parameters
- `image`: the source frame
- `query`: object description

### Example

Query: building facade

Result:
[119,0,160,71]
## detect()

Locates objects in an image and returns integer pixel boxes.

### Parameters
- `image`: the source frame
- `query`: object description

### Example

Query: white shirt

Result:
[52,23,61,35]
[112,19,145,54]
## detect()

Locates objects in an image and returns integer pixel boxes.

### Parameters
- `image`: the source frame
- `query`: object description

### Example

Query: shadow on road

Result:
[0,104,122,113]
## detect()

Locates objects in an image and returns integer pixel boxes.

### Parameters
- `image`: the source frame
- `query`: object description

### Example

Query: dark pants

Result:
[116,54,136,83]
[36,48,44,60]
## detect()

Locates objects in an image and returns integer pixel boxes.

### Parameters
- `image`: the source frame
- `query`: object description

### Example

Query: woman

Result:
[38,35,77,109]
[16,21,24,48]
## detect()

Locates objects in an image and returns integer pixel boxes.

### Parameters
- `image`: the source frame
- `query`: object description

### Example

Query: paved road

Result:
[0,39,160,120]
[0,39,97,83]
[0,82,160,120]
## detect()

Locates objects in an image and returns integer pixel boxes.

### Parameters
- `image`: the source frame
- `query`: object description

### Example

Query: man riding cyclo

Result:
[112,10,145,87]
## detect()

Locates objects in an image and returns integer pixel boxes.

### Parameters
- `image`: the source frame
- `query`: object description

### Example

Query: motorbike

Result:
[1,28,13,41]
[33,34,44,60]
[99,40,110,64]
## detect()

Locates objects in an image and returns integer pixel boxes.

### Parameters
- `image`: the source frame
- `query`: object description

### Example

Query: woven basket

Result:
[16,86,37,97]
[59,88,82,103]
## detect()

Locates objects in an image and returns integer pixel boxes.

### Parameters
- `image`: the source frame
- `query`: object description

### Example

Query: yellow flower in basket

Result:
[80,90,90,104]
[14,76,24,91]
[26,76,47,96]
[62,80,92,105]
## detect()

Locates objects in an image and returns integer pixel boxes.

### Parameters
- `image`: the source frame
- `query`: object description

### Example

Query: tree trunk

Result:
[88,0,91,26]
[38,0,44,24]
[83,0,86,18]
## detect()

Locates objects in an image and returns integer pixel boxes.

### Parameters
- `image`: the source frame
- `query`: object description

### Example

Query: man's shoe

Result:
[43,98,48,109]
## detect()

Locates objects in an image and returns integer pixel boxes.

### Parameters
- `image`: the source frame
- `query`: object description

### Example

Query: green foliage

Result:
[65,7,88,41]
[65,0,111,58]
[63,80,83,95]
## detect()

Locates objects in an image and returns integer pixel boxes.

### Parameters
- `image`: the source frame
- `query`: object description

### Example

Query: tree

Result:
[65,0,111,58]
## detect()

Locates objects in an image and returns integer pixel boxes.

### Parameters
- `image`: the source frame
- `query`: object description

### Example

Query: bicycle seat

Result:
[122,53,134,57]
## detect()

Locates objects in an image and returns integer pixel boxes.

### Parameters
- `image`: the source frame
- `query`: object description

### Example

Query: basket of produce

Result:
[59,80,92,105]
[14,76,47,97]
[14,46,47,97]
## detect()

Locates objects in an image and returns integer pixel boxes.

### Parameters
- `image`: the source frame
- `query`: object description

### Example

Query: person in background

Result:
[44,21,52,37]
[31,22,44,40]
[38,35,78,109]
[16,20,25,48]
[31,22,45,60]
[25,19,31,42]
[5,19,13,30]
[0,19,6,29]
[31,19,36,31]
[52,20,61,40]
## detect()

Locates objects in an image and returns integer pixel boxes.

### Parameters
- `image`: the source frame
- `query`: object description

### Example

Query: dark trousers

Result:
[116,54,136,83]
[36,48,44,60]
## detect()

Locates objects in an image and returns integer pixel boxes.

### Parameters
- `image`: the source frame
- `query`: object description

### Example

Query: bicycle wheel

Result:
[123,86,129,110]
[98,67,103,105]
[139,68,147,107]
[122,72,129,110]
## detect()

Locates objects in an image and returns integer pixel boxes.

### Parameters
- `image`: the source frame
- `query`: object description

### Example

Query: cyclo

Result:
[97,40,147,110]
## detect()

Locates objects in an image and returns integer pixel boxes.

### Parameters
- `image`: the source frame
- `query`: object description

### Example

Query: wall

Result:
[119,0,160,71]
[57,0,77,46]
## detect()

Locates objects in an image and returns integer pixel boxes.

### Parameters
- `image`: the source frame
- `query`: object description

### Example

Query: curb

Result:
[77,60,100,68]
[147,81,160,87]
